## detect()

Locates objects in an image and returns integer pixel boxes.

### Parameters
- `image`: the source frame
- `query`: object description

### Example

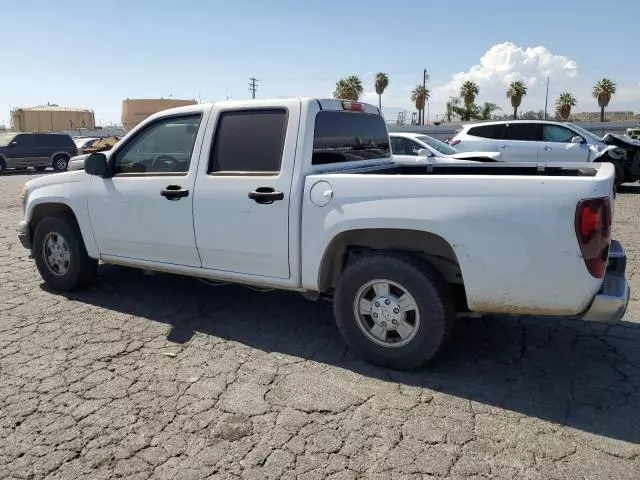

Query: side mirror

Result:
[417,148,433,157]
[571,136,585,144]
[84,152,108,177]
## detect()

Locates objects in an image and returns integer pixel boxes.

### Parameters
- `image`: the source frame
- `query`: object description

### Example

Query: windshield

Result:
[0,133,16,146]
[415,135,459,155]
[566,123,603,143]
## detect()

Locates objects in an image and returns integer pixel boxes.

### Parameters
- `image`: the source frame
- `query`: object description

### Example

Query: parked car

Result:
[0,132,78,173]
[390,132,501,164]
[17,98,629,370]
[82,136,121,155]
[450,120,640,186]
[74,137,99,154]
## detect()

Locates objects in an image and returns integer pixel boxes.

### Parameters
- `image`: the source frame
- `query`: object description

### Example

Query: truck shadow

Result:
[52,265,640,445]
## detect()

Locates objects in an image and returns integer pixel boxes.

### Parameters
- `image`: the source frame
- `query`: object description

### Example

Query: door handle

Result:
[248,187,285,204]
[160,185,189,201]
[500,145,510,149]
[543,146,552,151]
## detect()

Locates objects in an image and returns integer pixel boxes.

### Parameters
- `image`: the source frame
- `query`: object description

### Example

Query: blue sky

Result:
[2,0,638,126]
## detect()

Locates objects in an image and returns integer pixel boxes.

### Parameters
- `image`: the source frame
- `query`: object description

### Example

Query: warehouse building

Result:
[122,98,197,132]
[10,104,95,132]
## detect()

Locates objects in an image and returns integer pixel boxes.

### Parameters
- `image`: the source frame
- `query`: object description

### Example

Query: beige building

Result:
[122,98,197,132]
[11,104,95,132]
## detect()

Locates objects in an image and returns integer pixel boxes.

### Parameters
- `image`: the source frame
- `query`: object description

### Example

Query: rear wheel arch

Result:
[318,228,465,292]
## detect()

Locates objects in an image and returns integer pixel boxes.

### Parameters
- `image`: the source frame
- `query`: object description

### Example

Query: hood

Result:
[602,133,640,151]
[68,153,90,171]
[449,151,502,161]
[26,169,88,190]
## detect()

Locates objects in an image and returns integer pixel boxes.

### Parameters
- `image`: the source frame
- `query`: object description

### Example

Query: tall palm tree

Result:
[452,103,481,121]
[460,80,479,105]
[506,81,527,119]
[374,73,389,110]
[333,75,364,101]
[593,78,617,122]
[555,92,577,120]
[411,85,430,125]
[479,102,501,120]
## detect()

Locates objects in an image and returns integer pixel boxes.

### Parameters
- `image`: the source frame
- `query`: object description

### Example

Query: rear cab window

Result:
[467,124,507,140]
[312,111,390,165]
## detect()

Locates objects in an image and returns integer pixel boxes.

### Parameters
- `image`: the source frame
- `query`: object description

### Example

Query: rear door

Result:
[457,124,506,153]
[502,123,540,162]
[539,124,591,162]
[192,100,301,279]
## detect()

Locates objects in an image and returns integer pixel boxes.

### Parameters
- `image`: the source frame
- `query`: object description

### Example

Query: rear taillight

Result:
[449,139,461,146]
[575,197,611,278]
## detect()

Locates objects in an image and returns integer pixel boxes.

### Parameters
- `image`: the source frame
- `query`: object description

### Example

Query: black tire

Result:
[0,158,6,173]
[334,253,455,370]
[52,154,69,172]
[33,216,97,291]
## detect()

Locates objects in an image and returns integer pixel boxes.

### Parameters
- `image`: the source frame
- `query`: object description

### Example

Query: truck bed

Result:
[352,162,599,177]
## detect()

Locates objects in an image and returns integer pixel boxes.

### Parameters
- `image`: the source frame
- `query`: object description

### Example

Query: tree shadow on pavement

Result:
[51,265,640,444]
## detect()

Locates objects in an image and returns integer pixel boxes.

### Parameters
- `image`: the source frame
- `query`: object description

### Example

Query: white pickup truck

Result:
[17,98,630,369]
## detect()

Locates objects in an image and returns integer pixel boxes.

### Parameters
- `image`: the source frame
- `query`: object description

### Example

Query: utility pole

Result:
[543,76,550,120]
[422,68,428,126]
[249,77,259,99]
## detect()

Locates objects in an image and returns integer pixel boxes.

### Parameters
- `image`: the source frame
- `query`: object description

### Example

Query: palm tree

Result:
[460,80,479,105]
[374,73,389,110]
[593,78,617,122]
[452,103,481,122]
[506,81,527,119]
[411,85,430,125]
[555,92,577,120]
[333,75,363,101]
[479,102,501,120]
[446,97,460,122]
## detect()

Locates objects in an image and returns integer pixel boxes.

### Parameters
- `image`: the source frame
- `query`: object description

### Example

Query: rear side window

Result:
[312,111,390,165]
[468,124,506,140]
[209,109,287,174]
[505,123,540,141]
[35,134,74,147]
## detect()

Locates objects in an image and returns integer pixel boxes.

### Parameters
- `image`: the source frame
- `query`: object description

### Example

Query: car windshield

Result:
[415,135,459,155]
[0,133,15,146]
[566,123,603,142]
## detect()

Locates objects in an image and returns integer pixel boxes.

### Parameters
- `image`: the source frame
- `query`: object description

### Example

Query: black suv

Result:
[0,132,78,173]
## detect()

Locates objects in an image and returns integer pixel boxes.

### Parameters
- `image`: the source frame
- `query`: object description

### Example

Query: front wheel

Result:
[52,155,69,172]
[334,253,455,370]
[33,216,97,291]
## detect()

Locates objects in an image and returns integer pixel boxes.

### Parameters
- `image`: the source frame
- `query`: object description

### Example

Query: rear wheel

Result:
[52,154,69,172]
[33,216,97,291]
[334,253,455,370]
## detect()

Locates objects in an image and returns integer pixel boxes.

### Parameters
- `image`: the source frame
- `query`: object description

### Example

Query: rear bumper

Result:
[17,220,32,251]
[579,240,630,323]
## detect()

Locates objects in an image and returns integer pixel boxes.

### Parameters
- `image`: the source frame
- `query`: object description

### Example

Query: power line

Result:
[249,77,259,99]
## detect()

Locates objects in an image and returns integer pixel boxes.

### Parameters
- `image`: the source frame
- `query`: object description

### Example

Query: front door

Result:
[538,124,590,162]
[87,113,206,267]
[193,101,301,279]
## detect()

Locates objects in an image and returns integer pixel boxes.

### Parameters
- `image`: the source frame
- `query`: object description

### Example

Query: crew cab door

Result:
[192,100,301,279]
[538,124,590,162]
[86,112,208,266]
[501,123,540,162]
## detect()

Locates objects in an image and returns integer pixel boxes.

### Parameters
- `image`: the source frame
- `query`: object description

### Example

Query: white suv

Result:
[450,120,611,163]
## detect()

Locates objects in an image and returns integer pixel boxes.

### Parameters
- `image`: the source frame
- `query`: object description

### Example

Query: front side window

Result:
[542,124,575,143]
[415,135,458,155]
[391,137,420,155]
[312,111,390,165]
[12,134,33,146]
[114,115,201,175]
[209,109,288,174]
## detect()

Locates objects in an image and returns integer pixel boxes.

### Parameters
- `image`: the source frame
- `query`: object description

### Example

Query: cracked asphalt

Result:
[1,172,640,479]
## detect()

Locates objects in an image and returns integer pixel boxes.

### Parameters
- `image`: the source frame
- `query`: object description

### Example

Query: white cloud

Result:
[431,42,579,115]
